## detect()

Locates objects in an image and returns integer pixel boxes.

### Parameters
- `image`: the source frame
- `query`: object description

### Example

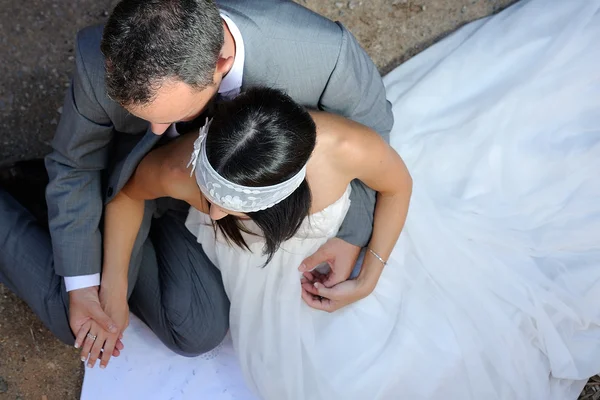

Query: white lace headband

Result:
[187,118,307,213]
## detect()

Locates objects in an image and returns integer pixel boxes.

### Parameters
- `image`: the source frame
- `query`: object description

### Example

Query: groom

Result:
[0,0,392,366]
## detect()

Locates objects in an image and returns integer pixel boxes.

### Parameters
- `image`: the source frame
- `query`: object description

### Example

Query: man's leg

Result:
[0,188,73,344]
[128,210,230,357]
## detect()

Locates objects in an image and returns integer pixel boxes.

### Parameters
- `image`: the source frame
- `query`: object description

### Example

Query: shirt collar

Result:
[218,13,245,95]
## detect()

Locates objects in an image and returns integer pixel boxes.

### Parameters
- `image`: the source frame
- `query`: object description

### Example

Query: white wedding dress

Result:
[82,0,600,399]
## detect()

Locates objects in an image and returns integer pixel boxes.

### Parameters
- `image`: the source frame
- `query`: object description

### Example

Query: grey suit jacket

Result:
[45,0,394,277]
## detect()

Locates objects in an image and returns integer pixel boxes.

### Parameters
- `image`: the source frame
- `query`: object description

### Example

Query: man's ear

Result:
[215,56,235,77]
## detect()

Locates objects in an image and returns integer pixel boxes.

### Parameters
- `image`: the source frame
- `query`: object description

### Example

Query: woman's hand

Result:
[70,287,125,367]
[75,285,129,369]
[99,284,130,337]
[301,269,374,312]
[75,318,124,369]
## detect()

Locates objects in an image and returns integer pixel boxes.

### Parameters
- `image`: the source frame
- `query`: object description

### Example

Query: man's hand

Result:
[300,269,372,312]
[69,286,124,367]
[299,238,360,287]
[75,319,122,369]
[298,238,363,311]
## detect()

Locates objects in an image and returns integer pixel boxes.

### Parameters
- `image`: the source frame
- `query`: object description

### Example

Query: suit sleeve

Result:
[44,31,113,277]
[319,23,394,247]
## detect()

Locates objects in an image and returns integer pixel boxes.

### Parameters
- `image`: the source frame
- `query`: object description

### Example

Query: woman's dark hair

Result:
[206,87,316,264]
[101,0,223,106]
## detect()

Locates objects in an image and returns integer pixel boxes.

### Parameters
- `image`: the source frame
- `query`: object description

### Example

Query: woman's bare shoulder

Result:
[309,111,374,168]
[125,132,207,210]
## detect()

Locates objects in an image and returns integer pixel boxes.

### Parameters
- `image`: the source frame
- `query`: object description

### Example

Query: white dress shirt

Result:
[65,13,246,292]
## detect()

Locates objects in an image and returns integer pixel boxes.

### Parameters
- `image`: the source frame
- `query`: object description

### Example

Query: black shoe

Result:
[0,159,49,226]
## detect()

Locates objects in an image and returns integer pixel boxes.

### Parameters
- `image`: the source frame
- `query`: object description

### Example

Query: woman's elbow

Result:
[405,170,413,192]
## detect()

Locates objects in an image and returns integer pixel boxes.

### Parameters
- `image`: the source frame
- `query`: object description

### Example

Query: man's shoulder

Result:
[219,0,342,47]
[74,24,106,73]
[221,1,349,107]
[71,24,136,128]
[72,23,111,105]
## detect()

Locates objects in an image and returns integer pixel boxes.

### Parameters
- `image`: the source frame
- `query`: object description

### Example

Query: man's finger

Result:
[112,348,121,358]
[311,270,327,280]
[301,288,323,308]
[115,339,125,351]
[313,282,336,299]
[87,333,105,368]
[80,331,97,363]
[91,306,118,334]
[74,321,91,349]
[100,336,118,369]
[302,271,316,283]
[301,289,333,312]
[301,281,319,296]
[299,247,330,272]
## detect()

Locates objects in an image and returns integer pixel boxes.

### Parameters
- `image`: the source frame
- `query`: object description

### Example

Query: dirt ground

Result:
[2,0,594,399]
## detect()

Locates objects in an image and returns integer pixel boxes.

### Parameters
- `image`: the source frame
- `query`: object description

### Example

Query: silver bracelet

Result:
[368,248,387,266]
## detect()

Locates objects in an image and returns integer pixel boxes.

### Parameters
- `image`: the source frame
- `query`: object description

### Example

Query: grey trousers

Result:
[0,188,230,356]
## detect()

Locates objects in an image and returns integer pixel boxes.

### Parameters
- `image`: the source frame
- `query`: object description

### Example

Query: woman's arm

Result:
[77,132,203,370]
[335,119,411,293]
[304,112,412,309]
[101,134,205,302]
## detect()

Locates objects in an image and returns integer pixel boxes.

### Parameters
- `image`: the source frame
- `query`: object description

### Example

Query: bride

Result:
[83,0,600,399]
[99,86,413,393]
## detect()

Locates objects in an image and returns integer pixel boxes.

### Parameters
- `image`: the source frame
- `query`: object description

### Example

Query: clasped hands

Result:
[69,282,129,369]
[299,238,374,312]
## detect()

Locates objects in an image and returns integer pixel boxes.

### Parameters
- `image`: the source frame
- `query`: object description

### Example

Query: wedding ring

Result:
[86,333,97,341]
